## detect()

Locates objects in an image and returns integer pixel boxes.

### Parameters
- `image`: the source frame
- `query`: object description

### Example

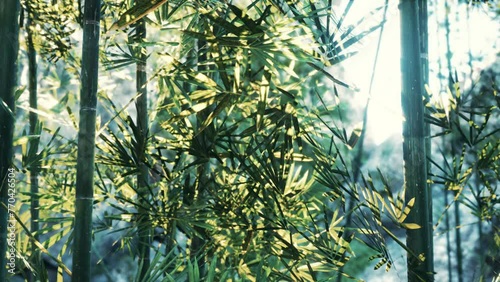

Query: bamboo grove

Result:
[0,0,498,281]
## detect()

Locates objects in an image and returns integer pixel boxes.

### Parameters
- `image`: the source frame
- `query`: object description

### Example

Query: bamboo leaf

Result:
[402,223,421,229]
[109,0,168,31]
[307,62,359,91]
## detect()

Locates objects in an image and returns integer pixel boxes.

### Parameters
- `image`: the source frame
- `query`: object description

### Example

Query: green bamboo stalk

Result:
[26,2,41,280]
[189,35,210,277]
[444,0,454,85]
[453,195,463,282]
[72,0,101,280]
[444,2,463,280]
[132,14,151,279]
[0,0,20,280]
[27,0,39,244]
[433,1,453,279]
[399,1,433,281]
[465,6,474,83]
[418,0,434,276]
[443,181,453,281]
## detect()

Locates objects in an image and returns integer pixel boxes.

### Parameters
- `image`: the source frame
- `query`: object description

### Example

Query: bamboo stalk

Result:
[444,2,463,280]
[189,34,210,277]
[418,0,434,276]
[72,0,101,280]
[444,184,453,281]
[434,1,453,279]
[133,13,151,279]
[453,196,463,282]
[0,0,20,280]
[399,0,433,281]
[26,1,41,280]
[27,0,39,245]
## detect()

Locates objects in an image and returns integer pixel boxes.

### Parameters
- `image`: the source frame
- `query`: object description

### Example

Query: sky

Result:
[338,0,499,145]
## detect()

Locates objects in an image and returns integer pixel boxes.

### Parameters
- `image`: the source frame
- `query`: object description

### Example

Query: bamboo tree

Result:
[183,19,212,275]
[432,1,453,279]
[465,4,487,277]
[451,6,465,282]
[131,9,151,279]
[0,0,19,278]
[465,5,474,83]
[452,182,463,281]
[72,0,101,280]
[26,1,41,280]
[418,0,434,277]
[0,0,20,280]
[399,0,433,281]
[443,2,463,281]
[27,0,39,244]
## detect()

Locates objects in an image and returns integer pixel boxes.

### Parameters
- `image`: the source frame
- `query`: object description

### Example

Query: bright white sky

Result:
[337,1,403,145]
[338,1,499,145]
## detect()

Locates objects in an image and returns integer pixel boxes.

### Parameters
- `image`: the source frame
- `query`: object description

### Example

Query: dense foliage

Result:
[1,0,498,281]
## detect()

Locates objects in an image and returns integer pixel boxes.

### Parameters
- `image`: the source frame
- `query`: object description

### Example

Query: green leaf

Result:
[401,223,421,229]
[109,0,168,31]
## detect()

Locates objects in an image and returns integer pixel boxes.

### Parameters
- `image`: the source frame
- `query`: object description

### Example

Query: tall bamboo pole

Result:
[189,33,210,277]
[132,11,151,279]
[399,0,433,281]
[72,0,101,280]
[418,0,434,276]
[433,2,453,279]
[0,0,20,280]
[443,2,463,280]
[27,0,39,243]
[465,3,487,276]
[26,2,41,281]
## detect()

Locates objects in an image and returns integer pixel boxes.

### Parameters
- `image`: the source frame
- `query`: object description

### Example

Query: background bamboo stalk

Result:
[133,12,151,279]
[72,0,101,280]
[26,1,41,280]
[453,194,464,282]
[418,0,433,276]
[27,0,39,246]
[189,33,211,277]
[444,2,464,280]
[0,0,20,279]
[433,1,453,279]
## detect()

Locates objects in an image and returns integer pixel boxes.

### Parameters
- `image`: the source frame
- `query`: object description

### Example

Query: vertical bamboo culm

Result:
[0,0,20,280]
[133,13,151,279]
[72,0,101,280]
[26,1,41,280]
[399,0,434,281]
[418,0,434,276]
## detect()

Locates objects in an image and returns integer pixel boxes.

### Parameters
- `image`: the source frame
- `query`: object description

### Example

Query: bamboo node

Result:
[84,19,100,26]
[80,107,96,112]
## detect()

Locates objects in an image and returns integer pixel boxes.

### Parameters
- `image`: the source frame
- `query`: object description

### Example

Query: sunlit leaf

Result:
[109,0,168,31]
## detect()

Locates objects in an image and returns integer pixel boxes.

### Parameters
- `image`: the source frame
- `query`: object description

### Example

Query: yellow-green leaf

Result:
[401,223,421,229]
[109,0,168,31]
